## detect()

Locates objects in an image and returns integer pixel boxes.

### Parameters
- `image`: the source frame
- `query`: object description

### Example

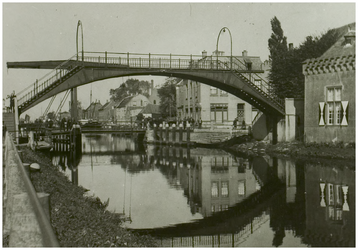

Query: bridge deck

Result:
[8,51,285,116]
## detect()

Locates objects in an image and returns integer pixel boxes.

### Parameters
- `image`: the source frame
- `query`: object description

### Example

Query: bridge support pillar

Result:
[70,88,78,124]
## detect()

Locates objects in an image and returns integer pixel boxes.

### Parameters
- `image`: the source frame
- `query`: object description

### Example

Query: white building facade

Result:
[176,79,258,128]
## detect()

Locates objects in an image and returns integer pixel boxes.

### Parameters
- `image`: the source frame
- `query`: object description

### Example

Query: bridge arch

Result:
[17,67,284,117]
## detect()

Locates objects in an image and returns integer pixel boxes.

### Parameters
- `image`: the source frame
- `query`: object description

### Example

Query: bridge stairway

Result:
[17,64,84,113]
[229,58,285,113]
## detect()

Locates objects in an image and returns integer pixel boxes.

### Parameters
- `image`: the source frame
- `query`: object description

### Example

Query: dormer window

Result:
[344,27,355,46]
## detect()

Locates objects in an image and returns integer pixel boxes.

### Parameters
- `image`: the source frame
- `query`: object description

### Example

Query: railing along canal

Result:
[4,132,59,247]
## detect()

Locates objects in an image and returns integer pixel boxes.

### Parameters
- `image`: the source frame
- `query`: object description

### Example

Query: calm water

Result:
[51,133,355,247]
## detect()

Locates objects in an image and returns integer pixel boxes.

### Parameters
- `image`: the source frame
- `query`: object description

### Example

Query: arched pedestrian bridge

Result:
[8,52,285,116]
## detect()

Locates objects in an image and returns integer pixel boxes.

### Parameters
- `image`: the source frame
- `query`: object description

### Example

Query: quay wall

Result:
[3,132,59,247]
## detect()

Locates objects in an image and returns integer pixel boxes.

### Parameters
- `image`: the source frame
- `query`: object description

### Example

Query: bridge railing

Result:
[230,57,285,108]
[17,54,78,107]
[159,212,269,247]
[80,51,264,71]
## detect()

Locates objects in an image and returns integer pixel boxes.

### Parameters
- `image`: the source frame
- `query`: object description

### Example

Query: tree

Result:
[268,16,340,99]
[157,78,181,118]
[268,16,291,98]
[109,78,151,102]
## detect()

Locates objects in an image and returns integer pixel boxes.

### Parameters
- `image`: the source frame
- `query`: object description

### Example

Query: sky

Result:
[2,2,356,120]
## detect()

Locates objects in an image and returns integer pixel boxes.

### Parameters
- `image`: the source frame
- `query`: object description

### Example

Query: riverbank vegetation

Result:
[20,147,158,247]
[216,135,355,166]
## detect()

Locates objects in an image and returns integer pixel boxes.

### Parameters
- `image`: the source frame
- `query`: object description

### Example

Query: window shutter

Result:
[319,102,325,126]
[341,101,348,126]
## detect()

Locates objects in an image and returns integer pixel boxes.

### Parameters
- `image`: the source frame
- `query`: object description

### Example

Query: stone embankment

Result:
[17,147,158,247]
[3,132,59,247]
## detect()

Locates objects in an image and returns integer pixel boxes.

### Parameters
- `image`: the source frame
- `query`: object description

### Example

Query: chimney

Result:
[202,50,207,58]
[242,50,248,57]
[289,43,293,50]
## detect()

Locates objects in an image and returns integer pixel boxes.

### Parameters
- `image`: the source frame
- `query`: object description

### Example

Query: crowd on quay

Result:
[19,115,248,134]
[135,116,203,130]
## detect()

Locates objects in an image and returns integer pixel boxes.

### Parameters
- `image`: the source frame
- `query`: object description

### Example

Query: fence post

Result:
[172,124,176,143]
[179,123,183,145]
[165,124,169,142]
[186,123,190,144]
[105,51,107,65]
[159,124,163,144]
[127,52,129,66]
[170,54,172,69]
[149,53,151,68]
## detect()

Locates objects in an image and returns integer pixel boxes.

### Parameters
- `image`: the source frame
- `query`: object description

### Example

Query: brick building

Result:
[303,23,355,143]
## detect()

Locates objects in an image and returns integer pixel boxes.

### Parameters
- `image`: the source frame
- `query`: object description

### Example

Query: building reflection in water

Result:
[303,162,355,247]
[50,134,355,247]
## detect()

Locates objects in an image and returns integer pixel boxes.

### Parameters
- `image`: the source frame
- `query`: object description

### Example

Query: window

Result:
[221,182,229,197]
[211,157,229,172]
[238,180,245,196]
[210,104,228,122]
[210,87,218,96]
[326,87,342,125]
[220,90,228,97]
[211,182,219,197]
[237,104,245,123]
[325,183,344,221]
[133,101,137,107]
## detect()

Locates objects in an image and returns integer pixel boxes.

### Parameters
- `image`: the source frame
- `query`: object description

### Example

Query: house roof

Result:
[303,23,355,75]
[115,95,134,108]
[85,102,102,112]
[318,23,355,60]
[99,99,117,111]
[140,104,161,114]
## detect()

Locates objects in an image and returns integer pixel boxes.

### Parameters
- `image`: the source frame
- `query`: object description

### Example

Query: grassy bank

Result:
[20,147,158,247]
[216,136,355,164]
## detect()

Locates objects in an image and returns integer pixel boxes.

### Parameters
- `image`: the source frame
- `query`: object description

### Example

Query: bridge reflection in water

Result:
[50,134,354,247]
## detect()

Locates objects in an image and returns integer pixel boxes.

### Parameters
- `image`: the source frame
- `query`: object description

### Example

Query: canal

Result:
[50,133,355,247]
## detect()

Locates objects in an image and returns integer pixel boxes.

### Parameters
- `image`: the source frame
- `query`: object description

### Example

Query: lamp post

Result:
[76,20,84,62]
[216,27,233,70]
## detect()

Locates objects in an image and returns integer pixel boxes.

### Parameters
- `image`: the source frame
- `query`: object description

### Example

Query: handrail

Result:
[17,53,78,96]
[5,132,60,247]
[17,64,82,107]
[230,58,284,108]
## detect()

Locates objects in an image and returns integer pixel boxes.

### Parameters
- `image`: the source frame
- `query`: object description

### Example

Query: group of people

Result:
[233,117,246,130]
[176,117,203,129]
[60,117,76,131]
[135,116,203,130]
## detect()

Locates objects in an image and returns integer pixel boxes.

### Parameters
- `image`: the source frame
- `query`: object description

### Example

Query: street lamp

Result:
[216,27,233,70]
[76,20,84,62]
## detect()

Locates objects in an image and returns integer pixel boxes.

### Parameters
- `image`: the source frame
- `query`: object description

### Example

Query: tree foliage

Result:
[268,16,340,99]
[157,78,181,118]
[109,78,151,102]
